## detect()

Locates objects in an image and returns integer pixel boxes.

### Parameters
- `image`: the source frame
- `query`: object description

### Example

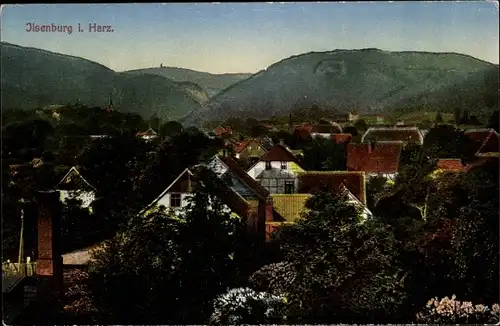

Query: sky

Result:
[1,2,498,74]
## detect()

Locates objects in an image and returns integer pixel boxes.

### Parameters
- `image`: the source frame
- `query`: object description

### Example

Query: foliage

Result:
[435,111,443,123]
[487,110,499,133]
[209,287,286,325]
[300,137,347,170]
[416,295,500,324]
[343,125,358,136]
[259,192,407,323]
[353,119,368,133]
[63,269,99,324]
[451,159,499,304]
[423,124,473,159]
[366,175,389,210]
[88,169,247,324]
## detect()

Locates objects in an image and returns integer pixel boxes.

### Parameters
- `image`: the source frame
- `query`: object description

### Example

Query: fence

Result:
[2,262,37,276]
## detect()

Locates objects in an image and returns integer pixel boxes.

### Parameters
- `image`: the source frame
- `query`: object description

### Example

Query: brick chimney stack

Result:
[36,190,63,292]
[265,197,274,222]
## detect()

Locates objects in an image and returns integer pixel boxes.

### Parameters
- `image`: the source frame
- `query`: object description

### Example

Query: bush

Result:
[416,295,500,324]
[209,287,286,325]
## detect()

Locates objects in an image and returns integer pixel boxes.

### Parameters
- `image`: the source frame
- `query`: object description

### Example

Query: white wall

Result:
[248,161,294,179]
[59,190,95,209]
[311,133,331,138]
[153,192,235,215]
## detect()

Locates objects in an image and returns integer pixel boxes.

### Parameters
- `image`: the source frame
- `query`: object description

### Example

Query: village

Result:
[2,102,499,324]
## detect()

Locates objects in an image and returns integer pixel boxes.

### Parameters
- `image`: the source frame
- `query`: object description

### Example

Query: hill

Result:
[1,42,203,121]
[124,66,252,96]
[182,49,499,125]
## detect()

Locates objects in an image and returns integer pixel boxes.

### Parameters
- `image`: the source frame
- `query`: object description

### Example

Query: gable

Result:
[56,167,94,191]
[362,127,423,144]
[257,145,302,164]
[168,170,196,193]
[207,156,229,177]
[271,194,311,222]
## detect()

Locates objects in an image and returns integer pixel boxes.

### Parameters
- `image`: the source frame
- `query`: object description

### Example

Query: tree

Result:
[159,120,184,138]
[422,124,472,159]
[300,137,346,171]
[452,159,499,304]
[343,126,358,137]
[454,108,462,124]
[88,168,247,324]
[487,110,499,133]
[435,112,444,123]
[353,119,368,133]
[255,191,407,323]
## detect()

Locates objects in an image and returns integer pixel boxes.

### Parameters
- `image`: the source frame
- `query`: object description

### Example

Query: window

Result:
[265,161,271,170]
[280,161,287,170]
[284,181,295,194]
[170,193,181,207]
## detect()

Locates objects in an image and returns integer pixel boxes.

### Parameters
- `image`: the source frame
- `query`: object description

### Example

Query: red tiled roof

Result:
[294,124,313,133]
[331,133,353,144]
[217,155,270,199]
[297,171,366,204]
[258,145,301,165]
[234,139,265,153]
[436,159,465,171]
[347,142,403,174]
[214,126,233,136]
[362,127,423,144]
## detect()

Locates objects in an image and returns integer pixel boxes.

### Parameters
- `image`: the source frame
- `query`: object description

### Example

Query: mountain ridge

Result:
[182,48,499,125]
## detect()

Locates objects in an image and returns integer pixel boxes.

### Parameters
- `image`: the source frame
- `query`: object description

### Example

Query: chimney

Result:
[36,190,63,292]
[279,139,285,146]
[265,197,274,222]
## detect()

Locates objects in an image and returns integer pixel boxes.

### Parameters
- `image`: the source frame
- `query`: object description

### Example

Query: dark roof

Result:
[297,171,367,204]
[362,127,424,144]
[258,145,301,164]
[312,122,342,134]
[55,166,95,191]
[347,142,404,174]
[217,155,270,199]
[476,130,499,155]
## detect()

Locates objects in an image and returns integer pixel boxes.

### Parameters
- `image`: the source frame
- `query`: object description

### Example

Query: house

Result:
[296,171,372,219]
[54,166,96,211]
[465,128,500,156]
[264,171,373,239]
[347,142,404,180]
[311,121,343,138]
[234,138,268,160]
[138,165,267,238]
[213,126,233,137]
[361,127,424,145]
[247,144,305,194]
[206,154,274,229]
[136,128,158,141]
[331,133,353,145]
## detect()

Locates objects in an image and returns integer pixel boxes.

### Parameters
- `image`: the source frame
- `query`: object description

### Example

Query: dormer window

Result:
[265,161,271,170]
[280,161,287,170]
